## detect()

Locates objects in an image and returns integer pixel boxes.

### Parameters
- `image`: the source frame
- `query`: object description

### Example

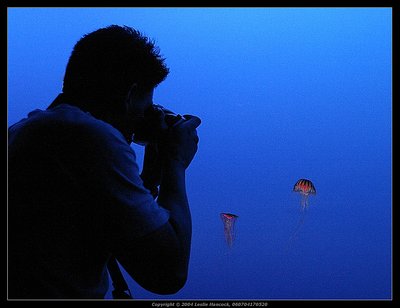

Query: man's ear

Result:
[127,83,138,99]
[125,83,138,112]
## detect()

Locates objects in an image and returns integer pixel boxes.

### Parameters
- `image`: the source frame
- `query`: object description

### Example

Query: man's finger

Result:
[181,115,201,129]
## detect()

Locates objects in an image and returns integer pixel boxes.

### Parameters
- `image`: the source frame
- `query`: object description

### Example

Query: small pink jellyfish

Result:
[220,213,238,248]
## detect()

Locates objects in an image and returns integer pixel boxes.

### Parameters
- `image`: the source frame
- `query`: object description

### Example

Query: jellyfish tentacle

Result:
[220,213,238,248]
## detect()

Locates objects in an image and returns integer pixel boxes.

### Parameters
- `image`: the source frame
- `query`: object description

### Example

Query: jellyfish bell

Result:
[293,179,316,209]
[293,178,316,195]
[220,213,238,248]
[220,213,238,221]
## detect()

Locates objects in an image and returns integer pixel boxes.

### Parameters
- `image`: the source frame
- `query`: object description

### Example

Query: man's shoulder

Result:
[50,104,125,142]
[10,104,128,150]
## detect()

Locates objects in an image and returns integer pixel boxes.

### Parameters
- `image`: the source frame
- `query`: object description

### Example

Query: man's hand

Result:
[160,115,201,169]
[140,112,201,196]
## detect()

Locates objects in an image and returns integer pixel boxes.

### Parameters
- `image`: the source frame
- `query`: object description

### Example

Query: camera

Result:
[132,104,184,145]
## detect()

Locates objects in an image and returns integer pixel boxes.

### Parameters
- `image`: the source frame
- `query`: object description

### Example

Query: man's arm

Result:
[114,116,200,295]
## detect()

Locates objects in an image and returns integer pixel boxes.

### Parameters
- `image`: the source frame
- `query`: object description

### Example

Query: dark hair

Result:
[63,25,169,105]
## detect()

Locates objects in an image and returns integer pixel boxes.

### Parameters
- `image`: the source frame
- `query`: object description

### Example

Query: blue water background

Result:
[7,8,392,300]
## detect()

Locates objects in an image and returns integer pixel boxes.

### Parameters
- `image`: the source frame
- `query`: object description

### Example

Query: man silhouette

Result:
[8,25,200,299]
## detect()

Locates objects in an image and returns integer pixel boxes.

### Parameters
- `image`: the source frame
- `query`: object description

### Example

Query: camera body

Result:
[132,104,183,145]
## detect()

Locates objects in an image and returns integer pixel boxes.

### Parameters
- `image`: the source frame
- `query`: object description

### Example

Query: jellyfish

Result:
[286,179,316,251]
[220,213,238,248]
[293,178,316,210]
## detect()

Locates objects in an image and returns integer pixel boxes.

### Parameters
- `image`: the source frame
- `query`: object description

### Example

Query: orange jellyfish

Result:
[293,179,316,209]
[220,213,238,248]
[286,179,316,251]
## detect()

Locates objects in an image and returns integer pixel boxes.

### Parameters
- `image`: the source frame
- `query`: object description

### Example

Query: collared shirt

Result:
[8,103,169,299]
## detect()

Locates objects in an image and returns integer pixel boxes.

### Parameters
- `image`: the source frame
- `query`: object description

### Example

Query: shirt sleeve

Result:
[73,118,170,245]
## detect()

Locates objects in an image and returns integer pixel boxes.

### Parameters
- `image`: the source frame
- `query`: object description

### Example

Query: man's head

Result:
[62,25,169,139]
[64,25,169,101]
